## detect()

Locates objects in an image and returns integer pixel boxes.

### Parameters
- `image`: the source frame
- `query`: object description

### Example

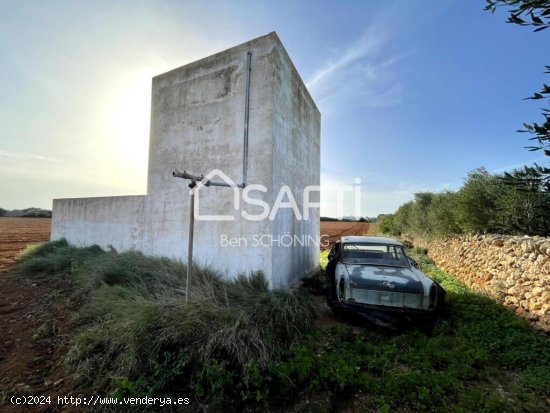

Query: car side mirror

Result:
[409,258,418,268]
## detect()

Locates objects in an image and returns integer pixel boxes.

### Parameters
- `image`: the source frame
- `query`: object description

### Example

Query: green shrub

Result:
[378,213,400,235]
[402,239,414,249]
[383,167,550,237]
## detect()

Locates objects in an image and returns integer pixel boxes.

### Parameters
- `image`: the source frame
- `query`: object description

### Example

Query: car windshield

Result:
[341,243,409,267]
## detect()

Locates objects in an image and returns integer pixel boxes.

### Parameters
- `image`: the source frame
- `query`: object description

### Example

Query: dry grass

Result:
[16,239,316,401]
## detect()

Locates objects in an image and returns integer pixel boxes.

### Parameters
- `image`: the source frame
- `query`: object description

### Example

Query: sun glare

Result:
[110,78,150,166]
[100,71,152,191]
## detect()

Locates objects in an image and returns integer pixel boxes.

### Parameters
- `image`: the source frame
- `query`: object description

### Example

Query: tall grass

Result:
[17,240,315,403]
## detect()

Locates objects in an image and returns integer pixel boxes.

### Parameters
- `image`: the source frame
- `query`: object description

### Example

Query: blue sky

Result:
[0,0,548,216]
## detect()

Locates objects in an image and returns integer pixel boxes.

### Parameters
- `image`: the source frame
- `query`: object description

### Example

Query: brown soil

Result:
[320,221,376,248]
[0,218,80,412]
[0,218,52,273]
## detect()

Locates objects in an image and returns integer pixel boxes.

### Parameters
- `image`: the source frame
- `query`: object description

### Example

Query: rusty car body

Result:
[326,236,445,327]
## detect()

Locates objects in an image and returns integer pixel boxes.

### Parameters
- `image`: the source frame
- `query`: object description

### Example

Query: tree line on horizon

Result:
[379,166,550,237]
[320,216,376,223]
[0,207,52,218]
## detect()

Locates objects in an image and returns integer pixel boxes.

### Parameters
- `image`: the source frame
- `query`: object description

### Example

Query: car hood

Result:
[344,264,424,294]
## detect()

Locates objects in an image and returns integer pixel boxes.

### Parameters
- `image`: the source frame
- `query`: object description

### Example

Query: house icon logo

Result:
[195,169,241,221]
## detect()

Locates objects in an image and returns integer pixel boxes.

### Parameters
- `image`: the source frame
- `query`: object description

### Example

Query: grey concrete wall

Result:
[271,43,321,287]
[143,33,278,279]
[51,32,320,288]
[51,196,146,251]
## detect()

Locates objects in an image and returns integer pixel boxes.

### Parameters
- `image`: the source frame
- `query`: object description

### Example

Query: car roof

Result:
[340,236,404,246]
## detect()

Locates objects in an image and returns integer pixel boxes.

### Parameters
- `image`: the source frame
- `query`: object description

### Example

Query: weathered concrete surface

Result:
[51,196,146,251]
[271,43,321,287]
[52,32,320,288]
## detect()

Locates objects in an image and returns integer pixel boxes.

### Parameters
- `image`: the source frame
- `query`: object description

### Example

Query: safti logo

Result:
[188,169,362,222]
[193,169,240,221]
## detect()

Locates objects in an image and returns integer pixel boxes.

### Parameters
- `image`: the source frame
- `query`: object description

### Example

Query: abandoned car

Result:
[326,236,445,325]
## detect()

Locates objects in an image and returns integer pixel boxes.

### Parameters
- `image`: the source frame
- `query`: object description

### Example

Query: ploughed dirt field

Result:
[0,218,51,273]
[320,221,376,248]
[0,218,78,412]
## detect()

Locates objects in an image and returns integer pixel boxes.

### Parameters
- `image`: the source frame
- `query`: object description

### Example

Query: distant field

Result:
[0,217,51,272]
[320,221,377,248]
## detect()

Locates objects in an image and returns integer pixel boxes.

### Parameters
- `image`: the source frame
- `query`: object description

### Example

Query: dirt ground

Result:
[0,218,52,273]
[320,221,376,248]
[0,218,80,412]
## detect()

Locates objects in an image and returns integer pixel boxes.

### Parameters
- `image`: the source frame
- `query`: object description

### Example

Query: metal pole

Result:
[186,185,195,303]
[242,51,252,187]
[173,170,204,181]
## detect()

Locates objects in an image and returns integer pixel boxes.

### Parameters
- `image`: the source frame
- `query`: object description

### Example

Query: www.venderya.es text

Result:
[10,395,190,407]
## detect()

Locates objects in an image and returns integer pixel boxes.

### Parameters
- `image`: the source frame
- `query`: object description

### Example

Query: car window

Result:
[341,243,409,267]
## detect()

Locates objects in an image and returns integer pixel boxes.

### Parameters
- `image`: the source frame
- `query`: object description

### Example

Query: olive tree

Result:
[485,1,550,189]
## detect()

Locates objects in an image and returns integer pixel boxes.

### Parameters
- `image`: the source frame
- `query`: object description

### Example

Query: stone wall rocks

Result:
[407,234,549,331]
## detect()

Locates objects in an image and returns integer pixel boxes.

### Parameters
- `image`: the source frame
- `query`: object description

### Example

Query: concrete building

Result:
[51,32,320,288]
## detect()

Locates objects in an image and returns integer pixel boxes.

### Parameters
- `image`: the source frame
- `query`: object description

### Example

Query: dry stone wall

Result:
[407,234,550,330]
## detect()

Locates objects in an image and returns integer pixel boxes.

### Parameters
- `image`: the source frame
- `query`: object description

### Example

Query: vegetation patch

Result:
[379,167,550,237]
[0,207,52,218]
[14,240,550,412]
[16,240,314,409]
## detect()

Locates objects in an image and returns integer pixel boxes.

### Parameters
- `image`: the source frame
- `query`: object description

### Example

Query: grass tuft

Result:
[16,241,315,405]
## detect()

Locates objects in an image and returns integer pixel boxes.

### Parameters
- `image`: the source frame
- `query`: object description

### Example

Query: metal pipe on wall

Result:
[242,50,252,187]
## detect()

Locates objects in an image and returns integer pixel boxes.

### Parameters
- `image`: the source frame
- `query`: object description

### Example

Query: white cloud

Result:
[0,149,58,162]
[306,21,411,115]
[306,27,386,92]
